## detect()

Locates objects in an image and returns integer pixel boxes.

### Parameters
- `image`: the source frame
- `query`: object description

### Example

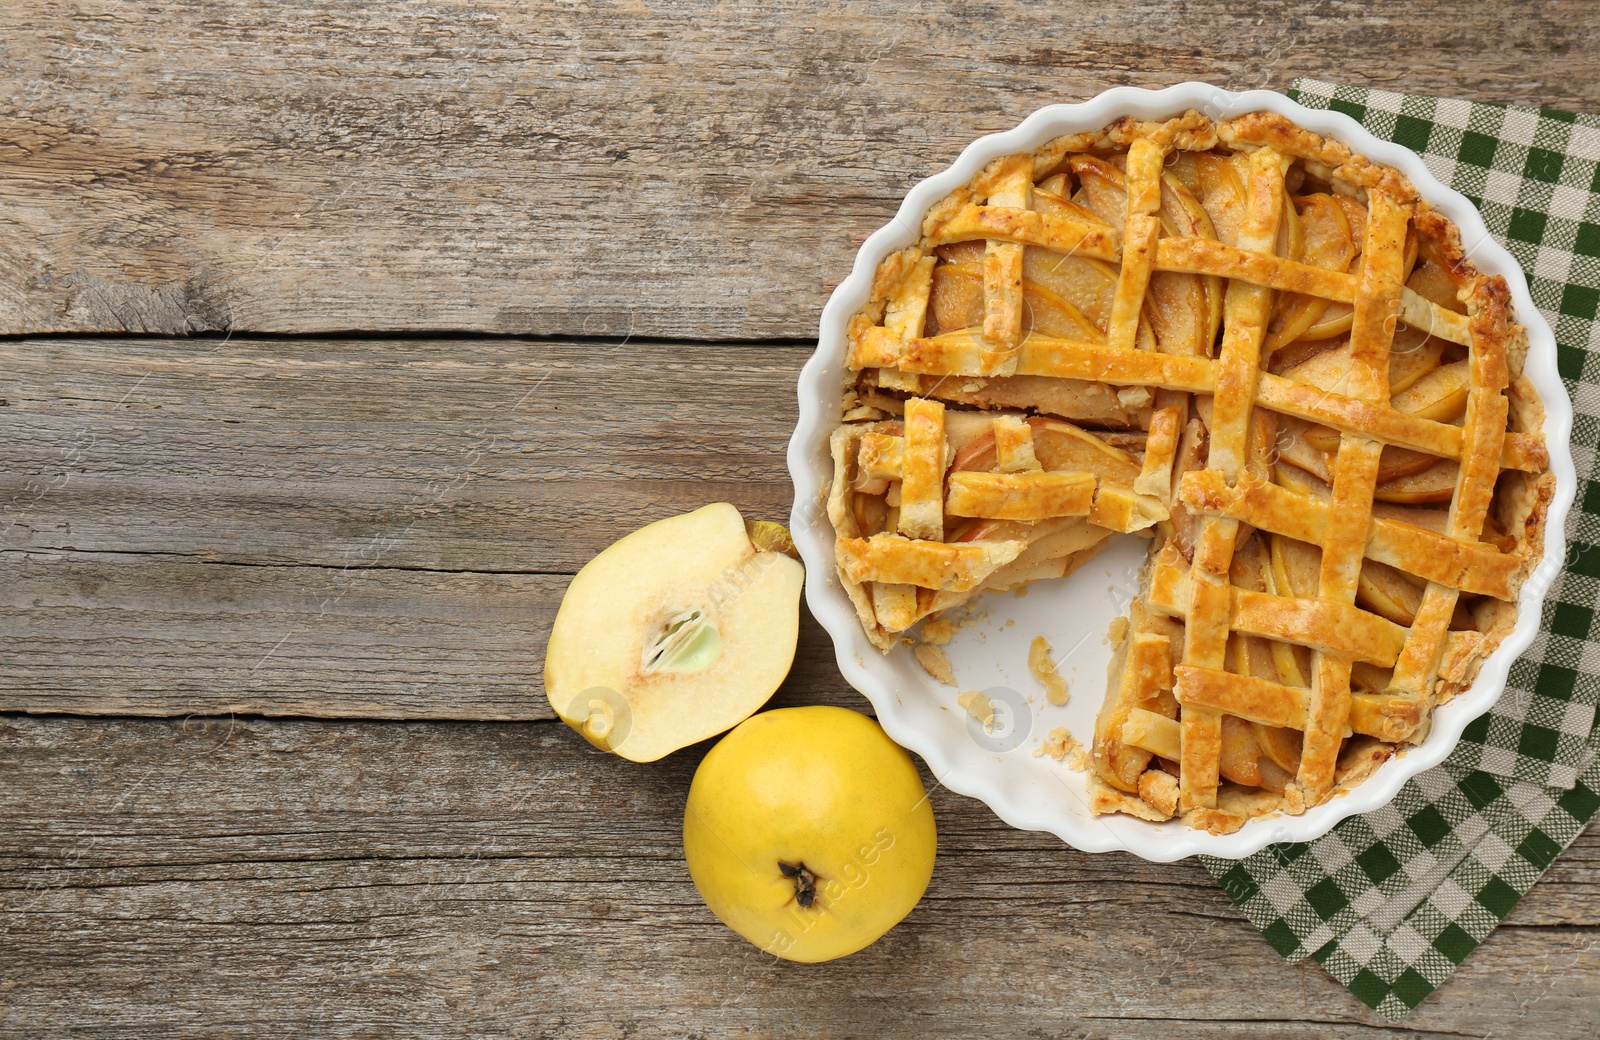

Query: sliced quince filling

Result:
[829,108,1554,832]
[826,401,1159,648]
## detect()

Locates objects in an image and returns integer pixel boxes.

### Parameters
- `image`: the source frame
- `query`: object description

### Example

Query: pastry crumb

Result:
[919,618,955,645]
[957,690,994,731]
[1028,636,1070,706]
[1032,726,1085,768]
[913,642,956,686]
[1108,615,1130,648]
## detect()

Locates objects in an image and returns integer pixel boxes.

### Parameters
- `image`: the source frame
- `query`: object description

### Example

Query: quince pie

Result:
[826,110,1555,833]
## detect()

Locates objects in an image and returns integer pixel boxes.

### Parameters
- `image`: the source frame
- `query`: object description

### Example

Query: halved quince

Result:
[544,503,805,762]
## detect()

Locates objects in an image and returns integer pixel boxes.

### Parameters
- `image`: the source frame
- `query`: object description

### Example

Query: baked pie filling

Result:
[827,110,1555,834]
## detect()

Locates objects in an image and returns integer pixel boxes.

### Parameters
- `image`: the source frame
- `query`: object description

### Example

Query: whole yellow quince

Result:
[682,706,937,962]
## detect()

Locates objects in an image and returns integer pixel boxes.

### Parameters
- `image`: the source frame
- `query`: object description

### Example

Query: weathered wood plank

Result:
[1,715,1594,1038]
[1,2,1595,339]
[0,336,824,717]
[0,549,846,719]
[2,337,802,571]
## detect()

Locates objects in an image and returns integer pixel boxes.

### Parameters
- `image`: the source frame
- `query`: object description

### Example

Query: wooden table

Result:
[3,3,1597,1035]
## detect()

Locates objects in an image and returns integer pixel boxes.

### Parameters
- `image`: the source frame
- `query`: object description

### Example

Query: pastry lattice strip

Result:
[1175,144,1291,811]
[851,304,1542,475]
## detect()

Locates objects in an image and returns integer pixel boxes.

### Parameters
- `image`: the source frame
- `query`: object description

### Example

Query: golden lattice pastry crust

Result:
[827,109,1555,833]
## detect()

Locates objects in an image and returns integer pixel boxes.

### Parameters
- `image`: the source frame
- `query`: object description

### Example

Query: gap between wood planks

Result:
[1,544,585,577]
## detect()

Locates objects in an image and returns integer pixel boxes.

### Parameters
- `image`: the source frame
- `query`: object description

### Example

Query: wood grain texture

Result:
[1,714,1595,1039]
[1,1,1596,338]
[0,336,834,717]
[0,549,847,719]
[2,337,802,570]
[5,6,1597,1031]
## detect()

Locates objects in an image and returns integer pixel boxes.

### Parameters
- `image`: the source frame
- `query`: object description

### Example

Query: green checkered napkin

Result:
[1197,79,1600,1021]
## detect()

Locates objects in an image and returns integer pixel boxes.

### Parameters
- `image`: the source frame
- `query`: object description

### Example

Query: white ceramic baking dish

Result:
[787,83,1574,861]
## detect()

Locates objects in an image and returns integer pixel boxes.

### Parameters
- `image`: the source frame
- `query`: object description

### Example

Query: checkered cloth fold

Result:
[1198,79,1600,1021]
